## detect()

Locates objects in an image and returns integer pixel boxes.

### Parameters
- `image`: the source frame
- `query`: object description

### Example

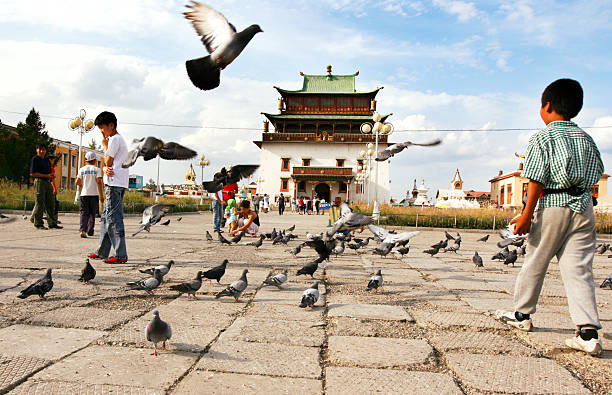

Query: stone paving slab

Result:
[172,370,321,394]
[531,311,575,330]
[411,310,505,329]
[461,297,514,313]
[246,302,324,321]
[325,366,462,395]
[32,345,197,390]
[9,380,162,395]
[328,335,432,368]
[428,330,535,355]
[0,325,105,361]
[327,303,414,321]
[26,306,142,330]
[0,354,51,393]
[446,353,591,394]
[196,339,321,379]
[253,283,326,306]
[219,317,324,347]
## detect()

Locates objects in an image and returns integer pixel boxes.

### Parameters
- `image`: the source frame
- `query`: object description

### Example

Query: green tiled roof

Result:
[262,113,391,122]
[274,73,381,95]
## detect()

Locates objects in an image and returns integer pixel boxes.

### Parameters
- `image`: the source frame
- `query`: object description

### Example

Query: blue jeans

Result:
[212,199,223,231]
[95,186,127,260]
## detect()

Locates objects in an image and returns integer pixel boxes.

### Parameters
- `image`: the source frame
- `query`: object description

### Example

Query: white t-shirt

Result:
[104,133,129,188]
[77,164,102,196]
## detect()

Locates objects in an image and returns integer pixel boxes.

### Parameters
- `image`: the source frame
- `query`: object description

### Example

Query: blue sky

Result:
[1,0,611,200]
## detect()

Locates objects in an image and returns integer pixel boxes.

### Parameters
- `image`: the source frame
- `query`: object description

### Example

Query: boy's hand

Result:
[510,214,531,235]
[104,166,114,177]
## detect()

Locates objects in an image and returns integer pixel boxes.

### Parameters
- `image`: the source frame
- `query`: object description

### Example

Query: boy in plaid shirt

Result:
[496,79,604,356]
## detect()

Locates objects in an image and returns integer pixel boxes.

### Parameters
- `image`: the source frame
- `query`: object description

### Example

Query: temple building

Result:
[254,65,391,204]
[436,169,482,208]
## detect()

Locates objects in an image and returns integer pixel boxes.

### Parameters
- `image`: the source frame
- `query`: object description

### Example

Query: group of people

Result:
[211,175,260,237]
[295,195,325,215]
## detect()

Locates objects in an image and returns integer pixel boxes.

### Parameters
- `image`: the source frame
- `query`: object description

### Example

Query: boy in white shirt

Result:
[76,151,104,238]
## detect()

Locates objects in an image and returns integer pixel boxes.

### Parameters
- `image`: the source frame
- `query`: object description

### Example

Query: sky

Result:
[1,0,612,200]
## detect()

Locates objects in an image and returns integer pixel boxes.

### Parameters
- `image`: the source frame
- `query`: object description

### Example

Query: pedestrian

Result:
[496,79,604,356]
[278,193,285,215]
[291,198,296,213]
[76,151,104,238]
[305,196,311,215]
[263,194,270,213]
[29,143,62,230]
[299,196,305,214]
[314,196,320,215]
[252,194,260,214]
[230,199,260,237]
[88,111,129,264]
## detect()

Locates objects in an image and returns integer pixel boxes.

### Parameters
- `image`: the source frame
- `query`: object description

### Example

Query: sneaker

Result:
[565,334,603,356]
[104,257,128,264]
[80,231,87,238]
[35,225,48,230]
[49,224,63,229]
[88,253,104,260]
[494,310,533,332]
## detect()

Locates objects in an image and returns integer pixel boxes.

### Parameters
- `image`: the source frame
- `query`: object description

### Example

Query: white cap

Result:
[85,151,97,161]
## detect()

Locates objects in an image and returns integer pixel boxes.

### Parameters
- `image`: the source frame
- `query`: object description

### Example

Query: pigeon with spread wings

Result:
[122,137,197,168]
[184,2,263,90]
[202,165,259,193]
[375,139,441,162]
[133,204,175,236]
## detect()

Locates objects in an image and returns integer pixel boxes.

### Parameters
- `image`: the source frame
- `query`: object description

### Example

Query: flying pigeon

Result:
[140,260,174,277]
[127,269,163,295]
[302,238,338,261]
[477,234,490,242]
[444,231,455,241]
[203,259,228,283]
[215,269,248,302]
[504,249,518,266]
[133,204,175,236]
[423,247,440,256]
[375,139,441,161]
[366,270,383,291]
[297,257,324,278]
[122,137,197,168]
[161,219,170,226]
[146,310,172,356]
[202,165,260,193]
[205,230,214,241]
[246,234,265,248]
[299,281,319,308]
[326,203,373,237]
[263,270,288,288]
[184,1,263,90]
[169,271,204,299]
[368,225,420,246]
[600,274,612,289]
[78,259,96,284]
[18,268,53,299]
[472,251,483,267]
[217,230,232,245]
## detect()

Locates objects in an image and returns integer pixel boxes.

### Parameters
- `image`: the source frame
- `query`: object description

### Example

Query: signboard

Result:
[319,203,331,210]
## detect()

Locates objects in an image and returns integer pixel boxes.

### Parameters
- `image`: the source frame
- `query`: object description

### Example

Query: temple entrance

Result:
[314,183,330,203]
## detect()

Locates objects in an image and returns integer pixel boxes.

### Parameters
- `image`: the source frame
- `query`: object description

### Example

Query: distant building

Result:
[489,164,529,209]
[464,190,491,206]
[436,169,480,208]
[413,180,433,207]
[129,174,143,189]
[51,139,104,191]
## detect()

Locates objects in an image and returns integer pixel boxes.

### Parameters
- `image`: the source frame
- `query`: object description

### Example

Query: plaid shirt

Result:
[522,120,604,213]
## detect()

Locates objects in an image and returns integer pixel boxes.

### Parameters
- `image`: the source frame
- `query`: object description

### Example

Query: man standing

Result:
[76,151,104,238]
[29,143,61,230]
[211,189,224,232]
[88,111,129,264]
[278,193,285,215]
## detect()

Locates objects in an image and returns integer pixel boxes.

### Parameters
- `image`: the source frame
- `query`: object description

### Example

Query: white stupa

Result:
[413,179,433,207]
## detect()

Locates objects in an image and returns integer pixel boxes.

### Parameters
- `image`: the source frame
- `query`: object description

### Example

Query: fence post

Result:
[454,215,457,228]
[416,213,419,228]
[23,196,27,215]
[492,215,496,231]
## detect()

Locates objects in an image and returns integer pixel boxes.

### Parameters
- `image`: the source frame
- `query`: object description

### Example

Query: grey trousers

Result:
[514,204,601,329]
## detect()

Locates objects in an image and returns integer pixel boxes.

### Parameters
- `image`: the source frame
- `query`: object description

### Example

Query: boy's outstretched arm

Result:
[510,180,543,235]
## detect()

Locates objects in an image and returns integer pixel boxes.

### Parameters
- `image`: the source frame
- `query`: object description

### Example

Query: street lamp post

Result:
[68,109,95,203]
[199,155,210,204]
[256,176,264,195]
[360,113,393,206]
[359,146,374,206]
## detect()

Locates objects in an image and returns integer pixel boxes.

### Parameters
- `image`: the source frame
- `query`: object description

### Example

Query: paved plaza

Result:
[0,211,610,394]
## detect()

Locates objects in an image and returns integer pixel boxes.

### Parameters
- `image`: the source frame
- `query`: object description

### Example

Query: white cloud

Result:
[433,0,481,22]
[588,116,612,152]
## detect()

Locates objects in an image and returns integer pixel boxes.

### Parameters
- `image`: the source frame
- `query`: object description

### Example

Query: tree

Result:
[0,108,56,184]
[88,138,102,151]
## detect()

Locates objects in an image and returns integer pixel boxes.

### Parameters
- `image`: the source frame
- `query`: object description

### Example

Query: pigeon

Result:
[444,243,460,253]
[122,137,197,168]
[600,274,612,289]
[517,244,527,257]
[373,242,394,257]
[230,231,243,244]
[306,232,323,241]
[0,212,8,219]
[184,1,263,91]
[368,225,420,246]
[78,259,96,285]
[444,231,455,241]
[504,249,518,266]
[366,269,383,291]
[492,246,510,261]
[358,237,372,247]
[177,217,183,222]
[205,230,214,241]
[477,234,490,242]
[498,225,528,248]
[326,203,373,237]
[423,247,440,256]
[302,238,338,261]
[215,269,248,302]
[375,139,441,161]
[347,242,361,251]
[202,165,260,193]
[217,230,232,245]
[596,243,609,254]
[169,271,204,299]
[286,224,295,232]
[396,238,411,248]
[18,268,53,299]
[431,239,448,249]
[395,246,410,256]
[203,259,228,283]
[127,269,163,295]
[269,228,278,240]
[297,257,324,278]
[472,251,483,267]
[334,232,351,242]
[140,260,174,277]
[246,234,265,248]
[263,270,288,288]
[161,219,170,226]
[455,233,462,243]
[133,204,175,236]
[332,242,345,256]
[146,310,172,356]
[299,281,319,308]
[287,244,302,256]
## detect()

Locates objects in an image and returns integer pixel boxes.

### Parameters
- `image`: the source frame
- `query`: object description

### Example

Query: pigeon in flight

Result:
[133,204,175,236]
[127,269,163,295]
[78,259,96,285]
[18,268,53,299]
[368,225,420,246]
[184,1,263,90]
[263,270,288,289]
[203,165,260,193]
[375,139,441,161]
[299,281,319,308]
[170,271,204,299]
[366,270,383,291]
[140,260,174,278]
[477,234,490,242]
[326,203,373,237]
[146,310,172,356]
[205,230,214,241]
[472,251,483,267]
[203,259,228,283]
[215,269,248,302]
[601,274,612,289]
[122,137,197,168]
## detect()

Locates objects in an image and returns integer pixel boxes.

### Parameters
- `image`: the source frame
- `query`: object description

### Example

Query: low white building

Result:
[436,169,480,208]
